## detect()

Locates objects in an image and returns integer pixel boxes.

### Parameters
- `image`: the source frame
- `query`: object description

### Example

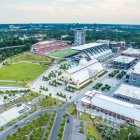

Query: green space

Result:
[44,112,57,140]
[81,113,103,140]
[113,126,140,140]
[46,49,79,58]
[39,96,65,108]
[6,113,51,140]
[0,62,48,82]
[67,104,77,119]
[6,53,53,65]
[57,115,67,140]
[4,92,40,109]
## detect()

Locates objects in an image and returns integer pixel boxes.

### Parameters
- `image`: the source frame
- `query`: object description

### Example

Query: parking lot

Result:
[0,104,31,127]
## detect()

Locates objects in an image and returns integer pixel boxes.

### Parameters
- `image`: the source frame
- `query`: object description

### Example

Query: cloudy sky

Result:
[0,0,140,24]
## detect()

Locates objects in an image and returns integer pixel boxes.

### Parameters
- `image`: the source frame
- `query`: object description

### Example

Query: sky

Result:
[0,0,140,24]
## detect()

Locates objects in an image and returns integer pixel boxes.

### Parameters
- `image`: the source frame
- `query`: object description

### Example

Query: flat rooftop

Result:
[122,48,140,55]
[132,62,140,74]
[91,94,140,122]
[114,84,140,100]
[71,42,105,50]
[113,56,136,64]
[82,91,140,122]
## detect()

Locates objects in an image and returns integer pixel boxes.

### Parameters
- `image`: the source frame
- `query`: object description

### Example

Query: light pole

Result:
[128,133,131,140]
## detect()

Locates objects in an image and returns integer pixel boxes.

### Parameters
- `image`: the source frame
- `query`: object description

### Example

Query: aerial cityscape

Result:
[0,0,140,140]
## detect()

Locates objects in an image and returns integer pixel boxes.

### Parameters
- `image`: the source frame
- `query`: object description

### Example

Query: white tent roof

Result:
[67,59,104,84]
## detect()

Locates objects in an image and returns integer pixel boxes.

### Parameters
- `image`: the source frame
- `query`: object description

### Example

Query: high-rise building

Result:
[74,28,86,46]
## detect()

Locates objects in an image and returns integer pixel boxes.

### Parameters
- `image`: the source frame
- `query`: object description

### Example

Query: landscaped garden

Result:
[81,113,103,140]
[6,113,51,140]
[108,70,120,77]
[4,92,40,109]
[67,103,77,119]
[39,96,65,108]
[44,112,57,140]
[95,121,116,140]
[93,83,111,91]
[57,114,67,140]
[108,70,126,79]
[113,126,140,140]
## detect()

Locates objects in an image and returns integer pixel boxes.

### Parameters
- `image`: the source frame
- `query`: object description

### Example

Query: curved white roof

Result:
[67,59,104,84]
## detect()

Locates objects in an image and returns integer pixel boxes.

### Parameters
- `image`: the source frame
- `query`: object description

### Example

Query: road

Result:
[0,45,25,50]
[50,102,72,140]
[63,115,73,140]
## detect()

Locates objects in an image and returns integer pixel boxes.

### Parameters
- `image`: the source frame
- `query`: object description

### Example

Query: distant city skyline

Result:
[0,0,140,24]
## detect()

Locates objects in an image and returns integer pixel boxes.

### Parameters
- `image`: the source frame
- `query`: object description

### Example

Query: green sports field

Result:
[46,49,79,58]
[6,53,53,64]
[0,62,48,82]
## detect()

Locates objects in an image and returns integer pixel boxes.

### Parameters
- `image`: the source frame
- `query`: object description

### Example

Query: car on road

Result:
[67,119,70,123]
[13,124,18,129]
[25,120,30,124]
[19,120,24,125]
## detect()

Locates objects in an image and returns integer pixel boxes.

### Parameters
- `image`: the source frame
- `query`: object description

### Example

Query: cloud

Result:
[0,0,139,24]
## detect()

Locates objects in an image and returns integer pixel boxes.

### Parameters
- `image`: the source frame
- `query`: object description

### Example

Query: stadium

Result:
[71,42,113,61]
[31,41,72,56]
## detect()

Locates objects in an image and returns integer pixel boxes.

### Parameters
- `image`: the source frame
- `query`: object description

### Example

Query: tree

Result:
[4,96,7,100]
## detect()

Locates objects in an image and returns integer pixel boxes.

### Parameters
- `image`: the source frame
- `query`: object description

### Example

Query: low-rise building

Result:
[125,62,140,86]
[109,41,126,53]
[121,48,140,58]
[113,56,136,69]
[114,84,140,105]
[58,59,104,89]
[81,90,140,127]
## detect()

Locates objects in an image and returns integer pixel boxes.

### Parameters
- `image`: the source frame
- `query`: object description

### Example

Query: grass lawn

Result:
[0,62,48,82]
[6,53,53,64]
[0,82,26,87]
[81,113,103,140]
[39,96,65,108]
[46,49,79,58]
[67,104,77,119]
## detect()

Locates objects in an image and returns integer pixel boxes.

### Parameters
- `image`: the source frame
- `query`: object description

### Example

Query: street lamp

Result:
[128,133,131,140]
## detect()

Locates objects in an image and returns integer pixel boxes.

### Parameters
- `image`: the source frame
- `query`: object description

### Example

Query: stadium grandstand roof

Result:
[71,42,105,51]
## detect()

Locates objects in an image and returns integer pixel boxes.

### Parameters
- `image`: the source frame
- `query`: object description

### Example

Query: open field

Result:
[46,49,79,58]
[0,62,48,82]
[81,113,103,140]
[6,53,53,64]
